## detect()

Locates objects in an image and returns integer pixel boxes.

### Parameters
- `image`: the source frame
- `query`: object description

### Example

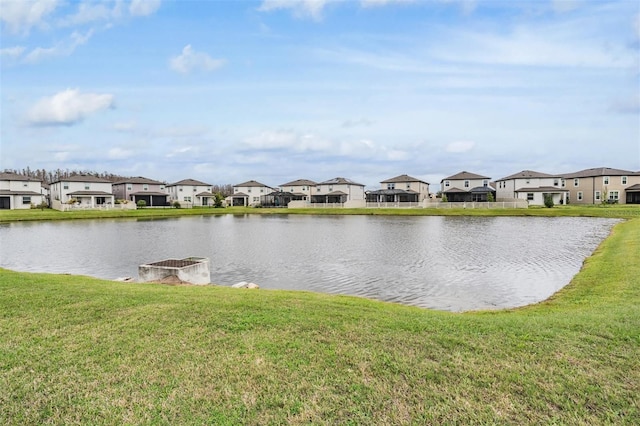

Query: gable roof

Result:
[113,176,164,185]
[318,177,364,186]
[561,167,639,178]
[167,178,211,187]
[0,172,42,182]
[234,180,272,188]
[280,179,317,186]
[497,170,557,181]
[442,171,490,181]
[52,174,112,184]
[380,174,429,184]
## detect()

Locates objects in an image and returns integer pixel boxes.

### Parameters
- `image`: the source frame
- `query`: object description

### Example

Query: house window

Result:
[387,183,395,190]
[234,188,238,193]
[23,182,28,187]
[143,184,149,191]
[406,183,411,189]
[561,179,566,187]
[464,180,470,188]
[622,176,628,185]
[193,187,197,192]
[553,179,559,187]
[317,186,322,193]
[577,191,583,201]
[248,188,251,193]
[527,193,534,201]
[328,186,333,192]
[574,178,579,187]
[84,184,90,190]
[253,197,259,203]
[595,191,601,201]
[603,176,610,185]
[127,184,132,190]
[483,180,488,187]
[63,183,69,189]
[444,181,450,187]
[609,191,619,201]
[179,187,183,192]
[22,196,31,204]
[260,188,264,193]
[160,186,165,190]
[184,196,191,202]
[526,179,530,184]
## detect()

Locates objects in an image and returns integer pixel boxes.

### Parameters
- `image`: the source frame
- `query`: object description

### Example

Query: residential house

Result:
[0,172,45,209]
[440,171,495,202]
[312,177,365,205]
[229,180,275,207]
[112,176,169,207]
[495,170,568,206]
[560,167,640,204]
[50,175,115,209]
[279,179,317,202]
[367,174,430,203]
[166,178,214,207]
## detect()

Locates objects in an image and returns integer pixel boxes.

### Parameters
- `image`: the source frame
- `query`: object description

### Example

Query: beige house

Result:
[367,174,430,203]
[440,171,495,202]
[112,176,169,207]
[166,178,214,207]
[280,179,317,201]
[0,172,45,209]
[50,175,115,210]
[495,170,568,206]
[312,177,365,205]
[561,167,640,204]
[229,180,275,206]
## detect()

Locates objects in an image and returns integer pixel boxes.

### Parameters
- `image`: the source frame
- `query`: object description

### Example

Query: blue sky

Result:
[1,0,639,190]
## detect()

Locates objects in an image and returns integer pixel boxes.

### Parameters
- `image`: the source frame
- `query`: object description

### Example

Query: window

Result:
[574,178,579,187]
[527,193,534,201]
[179,187,183,192]
[444,181,450,187]
[260,188,264,193]
[184,196,191,202]
[160,186,165,190]
[464,180,470,188]
[193,187,197,192]
[23,182,28,187]
[317,186,322,193]
[406,183,411,189]
[577,192,583,201]
[622,176,628,185]
[248,188,251,193]
[595,191,601,201]
[328,186,333,192]
[84,184,90,190]
[234,188,238,193]
[127,184,132,190]
[553,179,559,187]
[253,197,260,203]
[143,184,149,191]
[22,196,31,204]
[609,191,619,201]
[561,179,566,187]
[387,183,395,190]
[63,183,69,189]
[483,180,488,187]
[603,176,610,185]
[525,179,531,184]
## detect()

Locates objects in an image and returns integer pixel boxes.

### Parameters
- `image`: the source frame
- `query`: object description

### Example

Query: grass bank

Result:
[1,219,638,424]
[1,204,639,222]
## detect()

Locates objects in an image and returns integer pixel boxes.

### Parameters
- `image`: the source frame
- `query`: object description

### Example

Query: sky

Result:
[1,0,639,191]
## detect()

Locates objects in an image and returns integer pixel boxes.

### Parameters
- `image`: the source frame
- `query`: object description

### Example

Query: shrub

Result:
[441,194,448,203]
[136,200,147,209]
[487,192,495,203]
[172,201,181,209]
[544,194,554,208]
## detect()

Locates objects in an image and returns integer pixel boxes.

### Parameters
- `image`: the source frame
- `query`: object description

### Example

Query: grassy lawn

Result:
[1,218,638,424]
[1,204,639,222]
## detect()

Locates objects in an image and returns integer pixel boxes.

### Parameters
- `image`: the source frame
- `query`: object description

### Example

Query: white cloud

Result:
[361,0,415,7]
[446,141,475,153]
[0,0,59,34]
[0,46,25,57]
[108,147,134,159]
[23,29,93,63]
[28,88,115,126]
[169,45,226,74]
[258,0,332,21]
[59,1,122,26]
[129,0,161,17]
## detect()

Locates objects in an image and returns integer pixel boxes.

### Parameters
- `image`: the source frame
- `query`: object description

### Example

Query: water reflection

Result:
[0,215,617,311]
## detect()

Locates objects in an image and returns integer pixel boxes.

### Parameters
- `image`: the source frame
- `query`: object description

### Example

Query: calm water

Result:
[0,215,617,311]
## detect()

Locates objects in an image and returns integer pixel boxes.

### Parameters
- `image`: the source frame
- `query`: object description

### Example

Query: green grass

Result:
[1,219,638,424]
[1,203,639,223]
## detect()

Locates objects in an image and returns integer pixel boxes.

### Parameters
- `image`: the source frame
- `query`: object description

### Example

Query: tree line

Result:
[2,167,235,196]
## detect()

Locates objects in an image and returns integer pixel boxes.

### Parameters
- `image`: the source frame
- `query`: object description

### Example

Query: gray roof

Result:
[0,172,42,182]
[561,167,639,178]
[0,189,42,196]
[318,177,364,186]
[130,191,169,196]
[442,171,490,181]
[368,188,419,195]
[113,176,164,185]
[325,190,348,196]
[380,174,429,184]
[196,191,215,197]
[53,174,112,184]
[167,178,211,187]
[234,180,272,188]
[497,170,557,181]
[67,190,114,196]
[280,179,317,186]
[626,184,640,191]
[515,186,569,193]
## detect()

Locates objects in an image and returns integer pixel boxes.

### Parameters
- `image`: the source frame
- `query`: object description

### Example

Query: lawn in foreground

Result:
[1,219,638,424]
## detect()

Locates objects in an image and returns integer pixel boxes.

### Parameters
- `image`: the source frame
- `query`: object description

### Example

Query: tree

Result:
[543,194,554,208]
[487,192,495,202]
[441,193,448,203]
[213,192,224,208]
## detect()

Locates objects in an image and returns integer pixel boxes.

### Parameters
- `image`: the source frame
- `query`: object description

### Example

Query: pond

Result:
[0,215,618,311]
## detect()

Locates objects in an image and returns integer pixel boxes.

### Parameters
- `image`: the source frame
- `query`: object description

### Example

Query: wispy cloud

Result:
[0,46,26,57]
[0,0,59,34]
[22,29,93,63]
[169,45,226,74]
[129,0,161,17]
[258,0,332,21]
[28,88,114,126]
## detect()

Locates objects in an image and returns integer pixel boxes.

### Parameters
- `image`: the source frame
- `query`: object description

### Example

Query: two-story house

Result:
[279,179,317,202]
[366,174,430,203]
[166,178,214,207]
[312,177,365,205]
[0,172,45,209]
[495,170,568,206]
[229,180,275,206]
[561,167,640,204]
[440,171,495,202]
[112,176,169,207]
[50,175,115,210]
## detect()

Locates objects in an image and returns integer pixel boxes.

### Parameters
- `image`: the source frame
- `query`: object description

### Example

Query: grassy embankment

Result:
[1,204,639,222]
[1,214,638,423]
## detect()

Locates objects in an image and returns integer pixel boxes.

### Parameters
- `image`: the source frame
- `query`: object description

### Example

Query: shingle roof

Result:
[52,174,112,184]
[380,174,429,184]
[318,177,364,186]
[0,172,42,182]
[497,170,557,181]
[514,186,569,193]
[234,180,272,188]
[113,176,164,185]
[280,179,317,186]
[561,167,638,178]
[67,190,114,196]
[167,178,211,187]
[0,190,42,196]
[442,171,490,181]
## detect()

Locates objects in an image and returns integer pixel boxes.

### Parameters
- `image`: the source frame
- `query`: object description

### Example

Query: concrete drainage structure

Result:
[138,257,210,285]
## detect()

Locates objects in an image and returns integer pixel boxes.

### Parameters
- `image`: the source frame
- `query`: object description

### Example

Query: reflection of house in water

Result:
[441,171,496,202]
[366,174,430,203]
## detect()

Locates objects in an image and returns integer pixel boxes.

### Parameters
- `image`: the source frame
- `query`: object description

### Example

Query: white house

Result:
[367,174,430,204]
[312,177,365,206]
[495,170,568,206]
[0,172,45,209]
[49,175,115,210]
[440,171,495,202]
[166,178,214,207]
[229,180,275,206]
